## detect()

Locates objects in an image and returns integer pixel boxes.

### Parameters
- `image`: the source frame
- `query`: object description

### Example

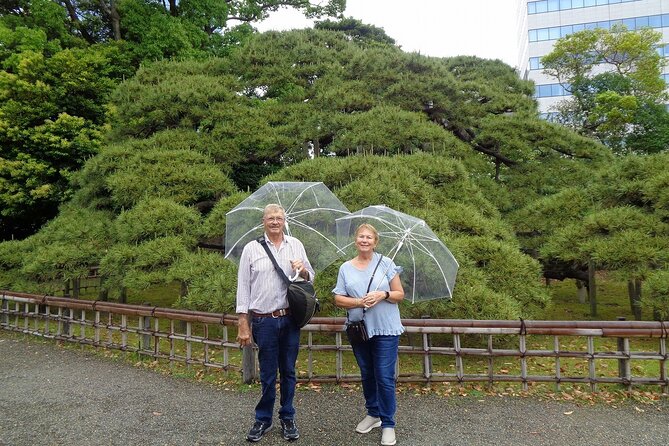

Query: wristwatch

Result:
[384,291,390,300]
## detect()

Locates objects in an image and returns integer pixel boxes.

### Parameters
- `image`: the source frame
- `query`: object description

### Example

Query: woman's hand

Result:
[362,291,386,308]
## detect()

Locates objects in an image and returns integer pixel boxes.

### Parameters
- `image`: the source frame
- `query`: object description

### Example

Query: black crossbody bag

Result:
[346,254,384,344]
[257,237,319,328]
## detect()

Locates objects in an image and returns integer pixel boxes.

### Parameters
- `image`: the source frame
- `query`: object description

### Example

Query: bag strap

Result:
[348,253,384,322]
[257,236,290,286]
[366,253,384,294]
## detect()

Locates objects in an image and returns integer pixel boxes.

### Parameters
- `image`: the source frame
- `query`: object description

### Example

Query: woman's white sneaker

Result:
[355,415,381,433]
[381,427,396,445]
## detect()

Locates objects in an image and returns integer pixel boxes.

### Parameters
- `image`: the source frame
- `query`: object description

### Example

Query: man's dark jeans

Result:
[252,315,300,423]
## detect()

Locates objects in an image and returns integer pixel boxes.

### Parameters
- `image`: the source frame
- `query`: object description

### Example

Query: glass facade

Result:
[657,44,669,57]
[529,57,544,70]
[528,0,639,15]
[529,14,669,42]
[539,112,561,121]
[532,44,668,71]
[535,83,571,97]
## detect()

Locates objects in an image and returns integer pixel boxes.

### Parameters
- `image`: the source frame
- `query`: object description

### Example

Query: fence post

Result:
[1,295,8,326]
[617,316,628,387]
[140,303,152,353]
[421,315,432,380]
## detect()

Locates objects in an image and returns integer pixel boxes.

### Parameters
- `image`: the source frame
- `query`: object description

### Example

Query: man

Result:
[236,204,315,442]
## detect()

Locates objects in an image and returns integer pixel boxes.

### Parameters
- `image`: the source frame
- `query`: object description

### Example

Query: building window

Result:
[539,112,560,121]
[529,14,668,42]
[534,83,571,98]
[528,0,640,14]
[529,57,543,70]
[656,44,669,57]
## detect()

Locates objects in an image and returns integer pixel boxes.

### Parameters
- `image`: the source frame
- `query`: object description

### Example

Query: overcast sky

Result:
[256,0,520,68]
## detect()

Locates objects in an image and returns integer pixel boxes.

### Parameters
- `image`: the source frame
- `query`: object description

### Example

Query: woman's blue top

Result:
[332,253,405,338]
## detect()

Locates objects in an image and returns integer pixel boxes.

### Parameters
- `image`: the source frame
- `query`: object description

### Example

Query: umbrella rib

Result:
[283,183,321,215]
[408,236,457,299]
[226,205,264,216]
[289,208,350,218]
[225,223,264,258]
[287,219,348,255]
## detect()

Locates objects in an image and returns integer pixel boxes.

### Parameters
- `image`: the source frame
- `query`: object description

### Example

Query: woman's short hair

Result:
[355,223,379,245]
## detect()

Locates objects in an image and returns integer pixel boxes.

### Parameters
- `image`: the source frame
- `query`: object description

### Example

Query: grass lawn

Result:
[540,275,637,321]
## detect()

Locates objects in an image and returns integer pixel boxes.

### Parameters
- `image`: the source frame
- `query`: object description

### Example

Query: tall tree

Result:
[0,23,131,239]
[542,25,669,154]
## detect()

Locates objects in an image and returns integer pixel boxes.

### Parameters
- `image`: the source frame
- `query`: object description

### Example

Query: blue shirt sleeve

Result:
[332,263,348,296]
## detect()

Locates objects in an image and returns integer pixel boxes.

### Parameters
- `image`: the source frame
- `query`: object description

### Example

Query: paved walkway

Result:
[1,333,668,446]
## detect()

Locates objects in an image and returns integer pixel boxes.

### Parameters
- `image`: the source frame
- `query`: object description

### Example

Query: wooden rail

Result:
[2,291,668,393]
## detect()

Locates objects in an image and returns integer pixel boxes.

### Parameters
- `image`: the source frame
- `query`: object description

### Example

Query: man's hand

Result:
[290,259,309,280]
[236,314,252,347]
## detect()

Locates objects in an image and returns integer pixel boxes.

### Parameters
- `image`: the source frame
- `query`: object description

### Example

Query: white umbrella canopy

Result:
[336,205,459,303]
[225,182,350,272]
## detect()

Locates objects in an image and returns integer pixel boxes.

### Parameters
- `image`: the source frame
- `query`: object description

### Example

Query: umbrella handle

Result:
[289,268,301,282]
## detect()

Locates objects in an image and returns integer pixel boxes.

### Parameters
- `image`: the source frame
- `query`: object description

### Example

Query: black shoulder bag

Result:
[257,237,319,328]
[345,253,384,344]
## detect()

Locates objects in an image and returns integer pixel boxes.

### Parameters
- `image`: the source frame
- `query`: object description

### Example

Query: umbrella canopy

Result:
[225,182,350,272]
[336,205,459,303]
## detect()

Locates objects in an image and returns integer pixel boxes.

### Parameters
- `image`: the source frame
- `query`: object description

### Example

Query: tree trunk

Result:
[98,276,108,301]
[588,260,597,317]
[61,0,94,43]
[72,278,80,299]
[168,0,178,16]
[99,1,122,40]
[629,279,642,321]
[110,2,121,41]
[576,280,587,304]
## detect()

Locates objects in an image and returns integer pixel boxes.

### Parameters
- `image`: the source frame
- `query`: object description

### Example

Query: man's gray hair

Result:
[263,203,286,217]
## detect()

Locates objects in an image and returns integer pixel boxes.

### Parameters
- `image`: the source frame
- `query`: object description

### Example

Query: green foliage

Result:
[71,141,236,211]
[473,112,610,212]
[201,191,251,240]
[315,17,396,45]
[0,20,131,239]
[169,251,238,314]
[100,235,191,291]
[0,207,113,293]
[4,28,623,323]
[643,270,669,320]
[542,26,669,153]
[114,198,202,245]
[105,148,233,208]
[534,153,669,297]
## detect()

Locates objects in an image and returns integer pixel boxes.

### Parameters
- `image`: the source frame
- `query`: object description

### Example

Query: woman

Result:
[333,223,404,446]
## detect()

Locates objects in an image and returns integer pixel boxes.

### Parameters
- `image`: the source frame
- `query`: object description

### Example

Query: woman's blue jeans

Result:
[252,315,300,423]
[352,335,400,428]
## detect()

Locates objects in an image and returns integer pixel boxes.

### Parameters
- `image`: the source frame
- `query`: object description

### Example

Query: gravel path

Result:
[1,333,668,446]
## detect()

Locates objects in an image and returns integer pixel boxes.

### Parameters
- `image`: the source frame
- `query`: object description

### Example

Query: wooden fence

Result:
[2,290,668,393]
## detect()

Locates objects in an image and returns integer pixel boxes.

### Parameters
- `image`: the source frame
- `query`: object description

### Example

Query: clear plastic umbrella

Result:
[225,182,350,273]
[335,205,459,303]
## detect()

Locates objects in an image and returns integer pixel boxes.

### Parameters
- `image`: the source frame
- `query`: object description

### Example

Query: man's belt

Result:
[251,308,291,318]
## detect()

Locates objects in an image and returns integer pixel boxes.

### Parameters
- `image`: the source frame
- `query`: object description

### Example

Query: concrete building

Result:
[518,0,669,116]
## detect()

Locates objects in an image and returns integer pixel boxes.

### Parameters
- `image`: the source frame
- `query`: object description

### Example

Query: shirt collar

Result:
[264,232,288,247]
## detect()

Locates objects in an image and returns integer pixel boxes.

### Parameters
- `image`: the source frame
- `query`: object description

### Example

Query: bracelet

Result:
[384,291,390,300]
